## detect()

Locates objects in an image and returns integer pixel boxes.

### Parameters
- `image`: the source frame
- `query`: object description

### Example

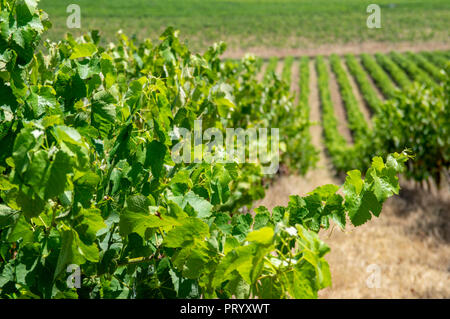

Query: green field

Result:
[40,0,450,51]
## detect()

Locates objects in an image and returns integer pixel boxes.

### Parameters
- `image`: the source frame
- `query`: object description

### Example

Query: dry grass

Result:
[255,172,450,299]
[319,188,450,299]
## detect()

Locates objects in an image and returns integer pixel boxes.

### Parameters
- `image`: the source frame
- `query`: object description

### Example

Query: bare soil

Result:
[275,60,284,79]
[222,41,450,59]
[257,61,268,82]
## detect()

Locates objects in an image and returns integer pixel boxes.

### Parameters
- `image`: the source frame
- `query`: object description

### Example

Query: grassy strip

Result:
[40,0,450,52]
[389,52,436,87]
[281,56,294,86]
[330,54,369,142]
[345,54,382,114]
[360,54,397,99]
[375,53,411,89]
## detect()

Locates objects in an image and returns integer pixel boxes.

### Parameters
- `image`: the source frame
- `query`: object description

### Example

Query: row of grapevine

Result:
[359,53,398,99]
[441,50,450,59]
[263,57,278,83]
[315,56,354,171]
[419,51,449,73]
[329,54,369,142]
[310,52,448,183]
[264,52,448,186]
[264,50,445,108]
[299,56,311,109]
[345,54,382,114]
[288,56,319,173]
[371,80,449,185]
[390,52,436,87]
[375,53,412,89]
[280,55,319,174]
[281,56,294,85]
[407,52,446,82]
[265,52,448,182]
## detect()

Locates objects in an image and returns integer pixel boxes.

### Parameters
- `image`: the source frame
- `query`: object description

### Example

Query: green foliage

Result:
[222,54,318,176]
[0,1,421,300]
[316,56,362,172]
[319,53,448,184]
[345,54,382,114]
[370,73,449,186]
[299,56,310,109]
[329,54,369,142]
[375,53,412,90]
[390,51,436,87]
[263,57,278,84]
[281,56,294,85]
[420,51,450,70]
[0,1,315,299]
[406,52,446,83]
[38,0,450,51]
[286,56,319,174]
[276,56,318,174]
[0,2,412,299]
[356,53,449,186]
[360,53,398,99]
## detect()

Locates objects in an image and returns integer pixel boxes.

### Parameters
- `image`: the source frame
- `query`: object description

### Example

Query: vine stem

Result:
[117,254,156,267]
[39,216,48,229]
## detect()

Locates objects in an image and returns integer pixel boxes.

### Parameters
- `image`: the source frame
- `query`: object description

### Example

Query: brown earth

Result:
[256,61,268,83]
[223,41,450,59]
[275,60,284,79]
